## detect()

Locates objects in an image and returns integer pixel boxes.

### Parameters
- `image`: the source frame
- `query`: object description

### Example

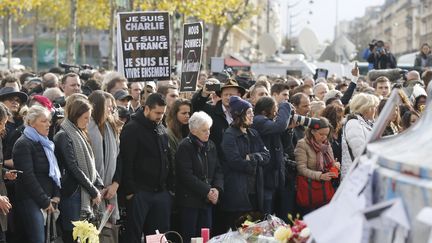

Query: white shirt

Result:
[222,104,233,125]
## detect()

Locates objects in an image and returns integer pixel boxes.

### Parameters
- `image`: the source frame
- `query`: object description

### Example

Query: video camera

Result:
[59,62,95,81]
[367,68,408,83]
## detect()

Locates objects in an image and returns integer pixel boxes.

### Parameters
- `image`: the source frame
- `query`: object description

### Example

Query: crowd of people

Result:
[0,60,428,243]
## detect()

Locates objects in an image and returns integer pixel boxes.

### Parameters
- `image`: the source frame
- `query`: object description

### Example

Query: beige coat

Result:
[294,138,335,181]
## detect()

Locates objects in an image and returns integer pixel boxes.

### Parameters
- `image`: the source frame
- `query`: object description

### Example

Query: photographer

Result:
[367,40,397,70]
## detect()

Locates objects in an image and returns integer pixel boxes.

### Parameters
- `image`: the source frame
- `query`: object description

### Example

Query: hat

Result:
[229,96,252,118]
[0,87,28,103]
[146,81,156,90]
[28,77,42,84]
[32,95,53,110]
[216,79,246,97]
[323,90,343,104]
[114,90,133,101]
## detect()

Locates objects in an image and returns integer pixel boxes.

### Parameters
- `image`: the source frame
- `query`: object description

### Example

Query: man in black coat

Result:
[120,93,172,243]
[191,78,246,157]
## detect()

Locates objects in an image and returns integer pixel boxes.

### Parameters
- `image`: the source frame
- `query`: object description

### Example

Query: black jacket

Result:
[252,102,291,190]
[367,52,397,70]
[191,90,229,157]
[0,140,7,230]
[220,127,270,212]
[54,130,103,198]
[13,135,60,209]
[175,136,223,209]
[119,109,171,195]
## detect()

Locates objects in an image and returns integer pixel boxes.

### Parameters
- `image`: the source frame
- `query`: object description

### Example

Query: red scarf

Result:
[306,137,334,172]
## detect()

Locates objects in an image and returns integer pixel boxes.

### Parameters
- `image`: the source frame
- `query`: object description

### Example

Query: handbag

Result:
[295,175,335,209]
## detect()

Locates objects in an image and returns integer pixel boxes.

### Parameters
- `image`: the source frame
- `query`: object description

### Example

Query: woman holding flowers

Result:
[294,117,339,214]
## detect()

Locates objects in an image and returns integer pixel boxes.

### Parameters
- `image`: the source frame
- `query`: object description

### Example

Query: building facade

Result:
[340,0,432,58]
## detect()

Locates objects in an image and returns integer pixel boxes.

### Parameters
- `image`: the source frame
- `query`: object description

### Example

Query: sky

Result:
[278,0,385,43]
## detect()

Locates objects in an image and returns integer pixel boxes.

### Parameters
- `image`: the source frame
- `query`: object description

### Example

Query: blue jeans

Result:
[59,188,81,231]
[180,206,212,243]
[15,199,45,243]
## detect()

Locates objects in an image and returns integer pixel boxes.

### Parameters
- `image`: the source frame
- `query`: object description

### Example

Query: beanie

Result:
[229,96,252,118]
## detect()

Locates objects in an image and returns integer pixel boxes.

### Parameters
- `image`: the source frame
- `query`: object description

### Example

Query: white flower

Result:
[299,227,311,238]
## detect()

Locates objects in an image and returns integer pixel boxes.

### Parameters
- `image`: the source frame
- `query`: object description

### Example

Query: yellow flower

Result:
[274,226,292,243]
[72,220,100,243]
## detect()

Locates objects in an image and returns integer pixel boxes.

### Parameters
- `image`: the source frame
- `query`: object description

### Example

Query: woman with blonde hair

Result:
[13,106,61,242]
[341,93,379,179]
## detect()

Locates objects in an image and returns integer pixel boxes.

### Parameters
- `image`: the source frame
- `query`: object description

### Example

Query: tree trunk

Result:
[108,0,116,70]
[7,13,12,69]
[32,7,39,72]
[207,24,220,63]
[80,28,86,63]
[66,0,78,64]
[216,24,234,57]
[54,28,59,67]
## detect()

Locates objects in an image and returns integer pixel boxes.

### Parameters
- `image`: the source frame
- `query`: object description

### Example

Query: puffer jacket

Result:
[13,135,61,209]
[341,114,373,179]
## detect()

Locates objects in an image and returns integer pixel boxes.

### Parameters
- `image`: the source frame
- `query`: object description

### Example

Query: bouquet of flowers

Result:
[72,220,99,243]
[238,214,310,243]
[72,204,115,243]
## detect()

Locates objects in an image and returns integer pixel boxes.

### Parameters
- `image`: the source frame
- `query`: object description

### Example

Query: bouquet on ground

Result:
[239,214,310,243]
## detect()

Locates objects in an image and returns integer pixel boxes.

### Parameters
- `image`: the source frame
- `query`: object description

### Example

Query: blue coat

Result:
[252,102,292,189]
[220,127,270,212]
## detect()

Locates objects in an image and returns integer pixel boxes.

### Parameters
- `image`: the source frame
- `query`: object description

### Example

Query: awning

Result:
[224,56,251,67]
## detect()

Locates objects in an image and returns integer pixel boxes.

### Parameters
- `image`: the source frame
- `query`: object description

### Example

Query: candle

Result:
[201,228,210,243]
[191,237,203,243]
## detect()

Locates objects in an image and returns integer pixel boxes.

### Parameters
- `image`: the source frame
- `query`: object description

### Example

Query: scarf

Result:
[87,118,119,222]
[23,126,61,188]
[60,119,97,216]
[189,133,208,153]
[307,136,334,172]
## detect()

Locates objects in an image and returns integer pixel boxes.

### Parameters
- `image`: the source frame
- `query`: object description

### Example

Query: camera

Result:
[51,104,64,123]
[205,82,221,92]
[60,62,95,81]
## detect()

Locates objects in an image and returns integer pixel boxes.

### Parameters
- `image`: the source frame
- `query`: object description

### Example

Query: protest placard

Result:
[117,11,170,82]
[180,22,203,92]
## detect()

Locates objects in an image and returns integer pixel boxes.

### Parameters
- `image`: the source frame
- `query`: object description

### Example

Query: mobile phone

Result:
[355,62,358,69]
[9,170,23,174]
[205,83,221,92]
[314,68,328,80]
